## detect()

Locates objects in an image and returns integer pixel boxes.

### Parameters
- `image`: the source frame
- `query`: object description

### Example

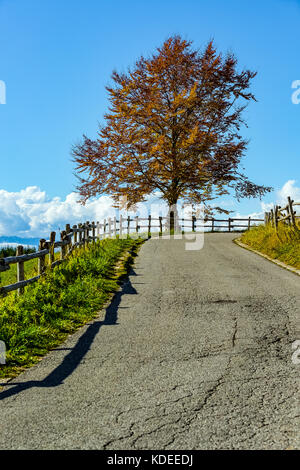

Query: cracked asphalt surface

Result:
[0,233,299,449]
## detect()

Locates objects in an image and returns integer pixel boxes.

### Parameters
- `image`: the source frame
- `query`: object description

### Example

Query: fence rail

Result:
[0,215,263,296]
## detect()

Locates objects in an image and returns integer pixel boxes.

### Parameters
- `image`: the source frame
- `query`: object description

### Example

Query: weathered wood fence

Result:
[264,196,300,230]
[0,221,100,296]
[0,215,263,296]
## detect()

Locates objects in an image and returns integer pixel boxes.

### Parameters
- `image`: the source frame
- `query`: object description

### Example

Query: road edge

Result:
[0,239,145,389]
[233,237,300,277]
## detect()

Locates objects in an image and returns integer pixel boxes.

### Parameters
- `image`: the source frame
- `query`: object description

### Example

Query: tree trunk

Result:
[166,203,180,234]
[170,210,174,234]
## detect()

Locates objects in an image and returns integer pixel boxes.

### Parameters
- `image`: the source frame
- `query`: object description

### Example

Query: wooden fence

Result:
[0,215,263,296]
[264,196,300,230]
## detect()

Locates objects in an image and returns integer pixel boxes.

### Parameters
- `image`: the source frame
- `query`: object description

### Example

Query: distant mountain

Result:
[0,236,40,248]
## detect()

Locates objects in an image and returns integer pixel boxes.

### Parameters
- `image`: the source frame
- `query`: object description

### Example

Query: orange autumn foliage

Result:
[72,36,272,212]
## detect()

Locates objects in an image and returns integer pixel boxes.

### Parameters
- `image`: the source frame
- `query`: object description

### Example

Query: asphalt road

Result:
[0,233,299,450]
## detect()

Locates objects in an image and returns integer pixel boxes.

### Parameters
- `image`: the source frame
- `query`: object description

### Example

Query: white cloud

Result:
[0,186,171,238]
[277,180,300,208]
[0,186,116,237]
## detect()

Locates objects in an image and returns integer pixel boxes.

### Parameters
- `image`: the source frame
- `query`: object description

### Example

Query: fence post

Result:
[73,225,77,249]
[60,230,67,260]
[283,205,290,226]
[159,216,163,236]
[228,218,231,232]
[65,224,71,254]
[16,245,24,296]
[38,239,46,276]
[192,215,196,232]
[148,215,152,238]
[80,223,84,245]
[287,196,296,227]
[49,231,56,266]
[81,223,86,245]
[211,218,214,232]
[78,223,83,246]
[248,216,251,230]
[91,221,95,243]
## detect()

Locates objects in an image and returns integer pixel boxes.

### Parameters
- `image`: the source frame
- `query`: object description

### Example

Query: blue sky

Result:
[0,0,299,236]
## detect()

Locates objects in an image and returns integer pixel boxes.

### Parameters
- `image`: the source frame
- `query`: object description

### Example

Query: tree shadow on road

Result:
[0,270,138,401]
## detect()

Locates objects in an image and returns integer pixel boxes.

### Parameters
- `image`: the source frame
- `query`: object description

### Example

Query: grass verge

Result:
[240,223,300,269]
[0,252,61,287]
[0,237,144,380]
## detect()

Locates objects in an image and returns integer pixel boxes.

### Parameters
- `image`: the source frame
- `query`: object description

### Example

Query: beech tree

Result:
[72,36,271,213]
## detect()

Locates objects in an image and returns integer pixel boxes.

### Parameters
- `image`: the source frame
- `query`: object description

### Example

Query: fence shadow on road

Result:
[0,269,138,401]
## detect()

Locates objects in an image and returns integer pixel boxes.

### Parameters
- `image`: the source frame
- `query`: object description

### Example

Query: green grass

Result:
[240,222,300,269]
[0,245,38,287]
[0,252,61,287]
[0,237,143,379]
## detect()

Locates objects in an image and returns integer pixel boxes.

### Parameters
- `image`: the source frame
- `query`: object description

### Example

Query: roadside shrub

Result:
[240,222,300,269]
